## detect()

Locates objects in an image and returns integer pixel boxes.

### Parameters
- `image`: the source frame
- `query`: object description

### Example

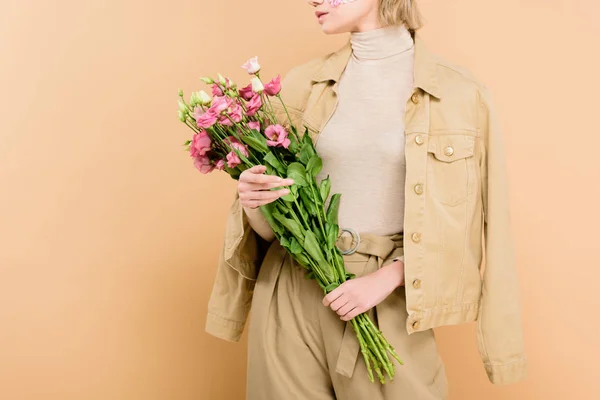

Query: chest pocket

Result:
[426,133,476,206]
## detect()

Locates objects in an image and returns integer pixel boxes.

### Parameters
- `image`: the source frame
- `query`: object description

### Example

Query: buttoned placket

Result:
[403,87,431,334]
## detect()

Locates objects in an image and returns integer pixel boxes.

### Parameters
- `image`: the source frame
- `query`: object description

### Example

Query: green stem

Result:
[351,319,374,383]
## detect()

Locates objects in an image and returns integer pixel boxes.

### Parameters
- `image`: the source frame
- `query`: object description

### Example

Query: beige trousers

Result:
[247,232,448,400]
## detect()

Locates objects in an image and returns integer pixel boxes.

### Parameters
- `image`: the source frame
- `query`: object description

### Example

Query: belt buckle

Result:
[337,228,360,255]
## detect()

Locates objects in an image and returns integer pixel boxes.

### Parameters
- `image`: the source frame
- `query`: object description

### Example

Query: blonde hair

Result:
[378,0,424,31]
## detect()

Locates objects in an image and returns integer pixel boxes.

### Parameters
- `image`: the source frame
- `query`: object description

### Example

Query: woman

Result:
[205,1,528,399]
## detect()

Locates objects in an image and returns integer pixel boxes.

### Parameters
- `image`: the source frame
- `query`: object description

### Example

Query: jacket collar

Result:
[311,29,442,99]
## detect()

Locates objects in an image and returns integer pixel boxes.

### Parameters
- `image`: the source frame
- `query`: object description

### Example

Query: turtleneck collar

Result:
[350,23,414,61]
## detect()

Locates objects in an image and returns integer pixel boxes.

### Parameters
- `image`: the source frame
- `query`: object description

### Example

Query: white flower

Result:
[241,56,261,74]
[198,90,212,105]
[251,77,264,93]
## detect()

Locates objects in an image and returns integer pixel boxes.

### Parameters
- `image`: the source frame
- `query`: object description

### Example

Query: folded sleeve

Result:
[205,191,268,342]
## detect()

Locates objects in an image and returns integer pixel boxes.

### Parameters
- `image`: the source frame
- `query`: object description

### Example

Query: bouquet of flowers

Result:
[177,56,403,384]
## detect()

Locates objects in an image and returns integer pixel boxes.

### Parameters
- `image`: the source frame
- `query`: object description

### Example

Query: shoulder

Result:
[432,51,494,113]
[277,51,335,111]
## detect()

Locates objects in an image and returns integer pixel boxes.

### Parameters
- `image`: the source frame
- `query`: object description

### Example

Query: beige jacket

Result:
[205,30,527,385]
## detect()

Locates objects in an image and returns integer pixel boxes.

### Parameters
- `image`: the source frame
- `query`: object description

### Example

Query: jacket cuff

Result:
[205,312,245,343]
[484,356,527,385]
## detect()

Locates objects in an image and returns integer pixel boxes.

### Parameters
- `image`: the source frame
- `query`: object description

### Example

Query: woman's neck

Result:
[350,23,413,61]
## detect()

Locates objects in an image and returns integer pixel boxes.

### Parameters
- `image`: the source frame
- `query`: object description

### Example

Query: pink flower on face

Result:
[193,155,215,174]
[248,121,260,131]
[212,84,223,97]
[263,75,282,96]
[245,94,262,117]
[265,124,291,149]
[190,131,212,158]
[196,110,218,129]
[215,159,226,171]
[239,83,255,101]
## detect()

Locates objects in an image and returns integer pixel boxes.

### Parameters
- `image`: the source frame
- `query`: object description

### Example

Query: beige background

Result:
[1,0,599,399]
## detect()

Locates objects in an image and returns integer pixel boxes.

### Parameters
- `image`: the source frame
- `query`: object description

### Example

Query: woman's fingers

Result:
[329,294,349,312]
[241,188,290,208]
[336,302,355,317]
[341,307,362,321]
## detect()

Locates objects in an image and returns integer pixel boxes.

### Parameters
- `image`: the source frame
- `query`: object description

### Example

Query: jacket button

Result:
[411,92,419,104]
[414,183,424,195]
[415,134,424,145]
[443,145,454,157]
[412,279,422,289]
[412,320,420,329]
[411,232,421,243]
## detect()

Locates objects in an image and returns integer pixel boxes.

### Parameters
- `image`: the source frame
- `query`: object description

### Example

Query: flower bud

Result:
[217,73,227,85]
[251,77,264,93]
[178,100,188,113]
[188,92,196,107]
[178,110,186,122]
[200,77,214,84]
[178,88,183,97]
[198,90,212,105]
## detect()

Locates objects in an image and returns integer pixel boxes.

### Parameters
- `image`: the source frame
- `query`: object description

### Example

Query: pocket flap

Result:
[427,134,475,162]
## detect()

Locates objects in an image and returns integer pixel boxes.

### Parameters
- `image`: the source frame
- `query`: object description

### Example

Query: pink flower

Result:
[193,155,215,174]
[212,84,223,97]
[239,83,255,101]
[241,56,261,74]
[215,159,226,171]
[248,121,260,131]
[224,136,250,168]
[192,106,206,121]
[218,114,233,126]
[229,102,243,123]
[263,75,282,96]
[190,131,212,158]
[246,94,262,117]
[196,110,218,129]
[265,124,291,149]
[210,96,232,114]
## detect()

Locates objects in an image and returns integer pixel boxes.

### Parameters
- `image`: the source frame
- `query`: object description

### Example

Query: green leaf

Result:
[273,212,305,243]
[319,176,331,203]
[326,223,339,251]
[311,218,324,245]
[299,188,317,217]
[264,152,286,175]
[240,135,268,153]
[280,193,298,202]
[280,235,290,248]
[324,283,340,293]
[306,154,323,178]
[289,237,303,254]
[326,193,342,225]
[303,230,334,282]
[262,203,284,236]
[287,162,308,187]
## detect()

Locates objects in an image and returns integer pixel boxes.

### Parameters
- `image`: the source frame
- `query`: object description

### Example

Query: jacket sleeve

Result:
[476,85,528,385]
[205,191,268,342]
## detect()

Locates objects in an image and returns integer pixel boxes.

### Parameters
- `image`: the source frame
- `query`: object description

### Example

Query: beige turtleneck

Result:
[244,23,414,242]
[315,23,414,236]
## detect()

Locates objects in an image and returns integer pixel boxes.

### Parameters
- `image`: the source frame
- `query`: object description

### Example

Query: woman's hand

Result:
[238,165,294,209]
[323,260,405,321]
